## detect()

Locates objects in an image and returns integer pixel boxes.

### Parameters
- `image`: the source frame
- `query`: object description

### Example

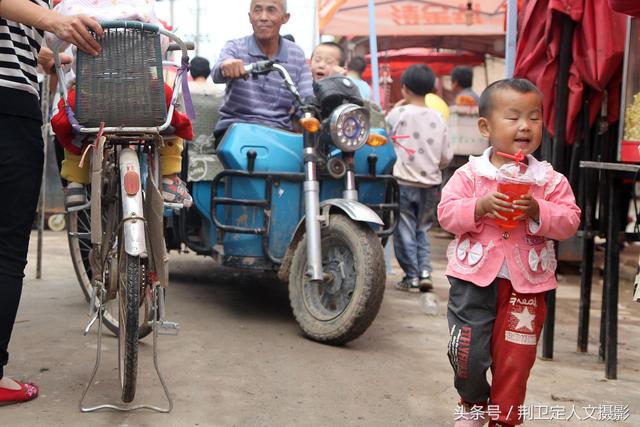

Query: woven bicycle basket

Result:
[75,25,166,128]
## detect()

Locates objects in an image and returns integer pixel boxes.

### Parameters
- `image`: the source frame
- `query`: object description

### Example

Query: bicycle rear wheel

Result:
[68,206,121,333]
[119,252,141,403]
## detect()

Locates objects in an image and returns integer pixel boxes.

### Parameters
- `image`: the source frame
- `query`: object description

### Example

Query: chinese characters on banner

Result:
[390,4,498,26]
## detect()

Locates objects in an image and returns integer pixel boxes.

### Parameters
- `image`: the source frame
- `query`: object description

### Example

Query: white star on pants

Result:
[512,307,536,332]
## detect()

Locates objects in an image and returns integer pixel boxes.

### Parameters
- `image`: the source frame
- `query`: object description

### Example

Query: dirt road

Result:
[2,231,639,426]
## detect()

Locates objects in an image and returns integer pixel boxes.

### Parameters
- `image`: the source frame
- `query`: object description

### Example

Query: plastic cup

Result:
[495,163,535,230]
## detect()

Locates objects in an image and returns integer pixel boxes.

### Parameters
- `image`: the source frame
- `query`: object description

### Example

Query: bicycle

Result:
[54,20,190,412]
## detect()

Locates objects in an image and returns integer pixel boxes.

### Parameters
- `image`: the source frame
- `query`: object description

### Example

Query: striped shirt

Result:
[0,0,47,120]
[212,35,313,132]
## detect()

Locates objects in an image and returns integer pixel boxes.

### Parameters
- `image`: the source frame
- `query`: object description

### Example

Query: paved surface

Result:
[2,231,640,426]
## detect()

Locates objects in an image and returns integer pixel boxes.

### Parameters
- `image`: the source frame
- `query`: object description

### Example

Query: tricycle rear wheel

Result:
[288,214,385,345]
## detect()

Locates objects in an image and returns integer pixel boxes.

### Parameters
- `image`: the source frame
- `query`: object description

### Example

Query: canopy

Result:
[319,0,507,55]
[362,48,484,79]
[361,48,485,107]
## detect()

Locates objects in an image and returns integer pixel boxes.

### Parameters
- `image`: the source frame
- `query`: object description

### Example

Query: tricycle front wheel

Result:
[288,214,386,345]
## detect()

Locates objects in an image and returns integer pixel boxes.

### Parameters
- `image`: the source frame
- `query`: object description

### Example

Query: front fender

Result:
[277,199,383,282]
[320,199,384,226]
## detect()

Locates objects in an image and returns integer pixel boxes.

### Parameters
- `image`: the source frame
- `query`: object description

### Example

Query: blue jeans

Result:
[393,185,437,279]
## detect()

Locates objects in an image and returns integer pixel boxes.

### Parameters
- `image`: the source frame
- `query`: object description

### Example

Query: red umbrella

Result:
[514,0,626,144]
[609,0,640,17]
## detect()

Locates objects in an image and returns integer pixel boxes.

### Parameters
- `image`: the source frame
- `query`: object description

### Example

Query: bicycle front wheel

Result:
[118,253,141,403]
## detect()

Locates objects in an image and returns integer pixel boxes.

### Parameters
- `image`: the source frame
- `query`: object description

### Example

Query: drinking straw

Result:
[496,149,524,166]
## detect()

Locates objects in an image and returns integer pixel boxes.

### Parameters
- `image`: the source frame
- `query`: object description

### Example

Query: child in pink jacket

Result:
[437,78,580,427]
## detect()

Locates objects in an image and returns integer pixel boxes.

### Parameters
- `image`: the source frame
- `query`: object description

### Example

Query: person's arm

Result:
[522,174,581,240]
[439,125,453,169]
[0,0,103,55]
[437,166,484,235]
[212,40,244,83]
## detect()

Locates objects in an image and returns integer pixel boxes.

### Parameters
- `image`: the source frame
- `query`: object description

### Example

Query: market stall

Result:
[319,0,507,56]
[515,0,631,379]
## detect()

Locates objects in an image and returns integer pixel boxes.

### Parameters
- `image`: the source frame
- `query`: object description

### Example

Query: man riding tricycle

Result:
[168,0,398,345]
[169,58,399,345]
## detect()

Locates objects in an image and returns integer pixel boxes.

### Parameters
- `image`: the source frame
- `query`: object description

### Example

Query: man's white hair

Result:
[250,0,287,12]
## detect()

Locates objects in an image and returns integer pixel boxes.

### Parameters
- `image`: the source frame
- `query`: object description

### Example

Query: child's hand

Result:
[513,195,540,222]
[38,47,73,75]
[331,65,347,76]
[475,192,513,221]
[393,98,408,108]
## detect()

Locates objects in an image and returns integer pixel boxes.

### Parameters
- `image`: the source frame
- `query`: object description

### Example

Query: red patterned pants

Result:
[447,277,547,426]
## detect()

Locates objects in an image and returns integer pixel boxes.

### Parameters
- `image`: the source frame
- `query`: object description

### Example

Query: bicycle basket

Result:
[75,24,166,128]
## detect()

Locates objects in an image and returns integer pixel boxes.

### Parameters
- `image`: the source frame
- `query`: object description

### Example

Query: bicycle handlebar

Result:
[167,41,195,52]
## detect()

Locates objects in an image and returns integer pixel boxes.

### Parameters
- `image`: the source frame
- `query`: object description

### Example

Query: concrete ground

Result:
[2,231,639,426]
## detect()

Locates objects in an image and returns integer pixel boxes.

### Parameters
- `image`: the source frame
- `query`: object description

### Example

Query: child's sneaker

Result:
[65,182,87,207]
[162,174,193,208]
[395,276,420,292]
[419,270,434,292]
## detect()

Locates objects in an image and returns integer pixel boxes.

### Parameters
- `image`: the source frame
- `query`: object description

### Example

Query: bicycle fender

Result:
[119,148,147,257]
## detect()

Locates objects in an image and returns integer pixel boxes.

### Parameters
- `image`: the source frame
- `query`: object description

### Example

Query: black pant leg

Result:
[0,115,44,379]
[446,276,499,405]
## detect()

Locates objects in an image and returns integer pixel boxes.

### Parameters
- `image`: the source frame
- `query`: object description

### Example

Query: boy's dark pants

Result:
[447,276,547,426]
[0,115,44,379]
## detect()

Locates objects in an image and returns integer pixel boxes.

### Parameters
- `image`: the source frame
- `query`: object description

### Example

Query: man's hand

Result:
[38,47,72,75]
[49,14,103,56]
[513,195,540,222]
[475,192,513,221]
[220,59,247,79]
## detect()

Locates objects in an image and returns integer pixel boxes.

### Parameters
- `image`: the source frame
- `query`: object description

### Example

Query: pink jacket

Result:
[438,149,581,294]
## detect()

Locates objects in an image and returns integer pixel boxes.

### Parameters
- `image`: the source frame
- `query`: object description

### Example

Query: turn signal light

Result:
[367,134,387,147]
[300,117,321,133]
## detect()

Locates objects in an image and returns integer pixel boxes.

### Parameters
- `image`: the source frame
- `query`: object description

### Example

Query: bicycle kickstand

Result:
[78,286,174,413]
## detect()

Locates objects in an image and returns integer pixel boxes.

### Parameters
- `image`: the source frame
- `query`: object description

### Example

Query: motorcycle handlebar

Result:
[243,60,273,75]
[242,61,302,105]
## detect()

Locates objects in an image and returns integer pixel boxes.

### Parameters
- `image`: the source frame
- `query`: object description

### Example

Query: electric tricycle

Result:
[168,61,399,344]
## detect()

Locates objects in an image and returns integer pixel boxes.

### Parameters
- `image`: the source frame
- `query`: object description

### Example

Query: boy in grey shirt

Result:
[386,64,452,291]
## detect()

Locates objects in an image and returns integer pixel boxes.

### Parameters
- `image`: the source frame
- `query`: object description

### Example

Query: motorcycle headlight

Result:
[329,104,370,152]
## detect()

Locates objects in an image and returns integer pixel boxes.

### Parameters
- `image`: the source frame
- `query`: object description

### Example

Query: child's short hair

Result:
[451,66,473,89]
[190,56,211,80]
[312,42,346,67]
[400,64,435,97]
[348,56,367,74]
[479,78,542,118]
